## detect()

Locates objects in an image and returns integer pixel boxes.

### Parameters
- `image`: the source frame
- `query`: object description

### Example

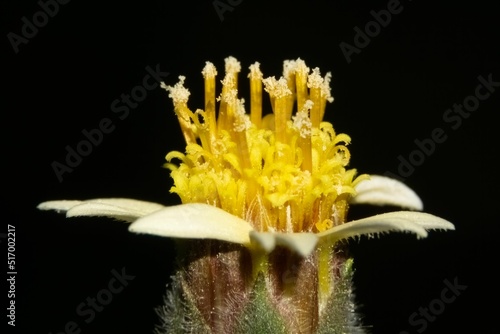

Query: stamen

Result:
[161,77,197,145]
[293,100,313,172]
[224,56,241,87]
[282,60,297,119]
[307,68,324,128]
[233,98,251,171]
[321,72,334,121]
[282,59,297,82]
[217,74,238,132]
[262,76,292,144]
[248,62,263,128]
[295,59,310,114]
[201,62,218,142]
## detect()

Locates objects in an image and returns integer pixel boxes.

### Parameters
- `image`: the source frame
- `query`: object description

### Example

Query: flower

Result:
[38,57,454,333]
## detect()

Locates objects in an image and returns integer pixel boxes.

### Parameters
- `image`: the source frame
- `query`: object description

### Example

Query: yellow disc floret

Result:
[162,57,367,233]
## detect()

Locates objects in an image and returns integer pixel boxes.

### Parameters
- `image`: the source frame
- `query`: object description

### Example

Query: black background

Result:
[3,0,499,333]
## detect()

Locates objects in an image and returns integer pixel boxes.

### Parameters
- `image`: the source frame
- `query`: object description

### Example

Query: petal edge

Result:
[352,175,424,210]
[38,198,165,223]
[129,203,254,245]
[318,211,454,243]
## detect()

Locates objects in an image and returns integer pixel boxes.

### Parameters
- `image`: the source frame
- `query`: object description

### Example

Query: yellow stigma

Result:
[163,57,366,233]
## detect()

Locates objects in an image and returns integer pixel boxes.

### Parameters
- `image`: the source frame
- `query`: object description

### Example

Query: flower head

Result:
[162,57,365,235]
[38,57,454,333]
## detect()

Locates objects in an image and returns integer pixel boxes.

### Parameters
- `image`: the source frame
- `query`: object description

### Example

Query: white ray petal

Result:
[249,231,276,253]
[250,232,319,257]
[318,211,454,242]
[274,233,319,257]
[129,203,254,245]
[352,175,424,210]
[389,211,455,231]
[37,200,84,212]
[38,198,165,223]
